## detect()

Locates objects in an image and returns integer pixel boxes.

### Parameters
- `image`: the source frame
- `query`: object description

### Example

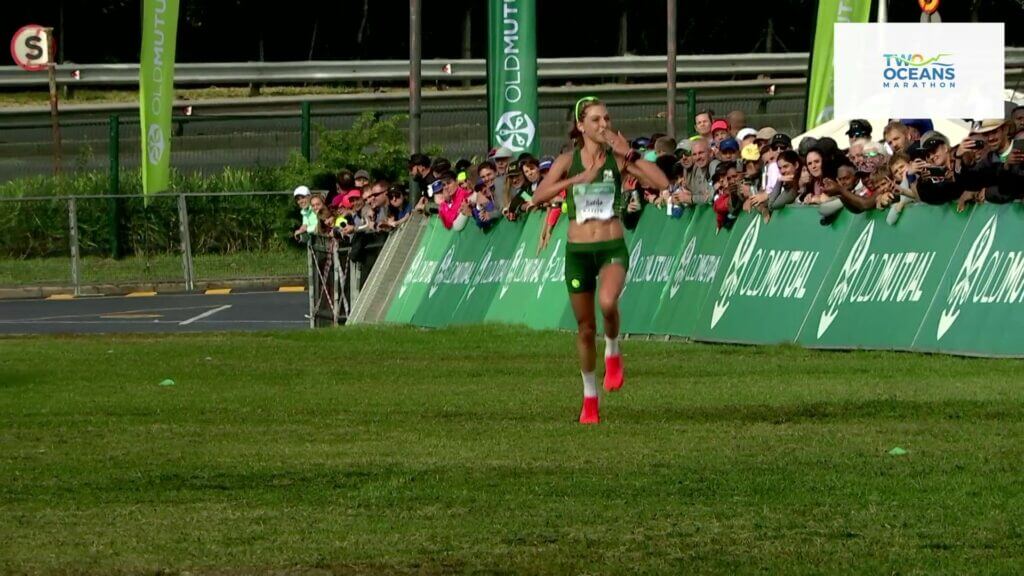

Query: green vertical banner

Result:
[487,0,539,156]
[804,0,871,130]
[140,0,180,198]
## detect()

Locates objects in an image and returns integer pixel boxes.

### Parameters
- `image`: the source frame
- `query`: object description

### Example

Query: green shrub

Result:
[0,113,431,259]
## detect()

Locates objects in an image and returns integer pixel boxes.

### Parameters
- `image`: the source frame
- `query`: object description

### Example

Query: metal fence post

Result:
[331,243,343,326]
[301,102,311,162]
[350,259,361,309]
[307,241,315,329]
[686,88,697,138]
[67,196,81,296]
[177,193,195,292]
[108,114,121,259]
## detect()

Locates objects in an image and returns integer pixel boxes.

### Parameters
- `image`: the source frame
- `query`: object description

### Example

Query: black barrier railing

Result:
[306,234,386,327]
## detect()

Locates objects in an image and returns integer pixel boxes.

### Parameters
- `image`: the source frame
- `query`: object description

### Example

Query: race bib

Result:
[573,182,617,224]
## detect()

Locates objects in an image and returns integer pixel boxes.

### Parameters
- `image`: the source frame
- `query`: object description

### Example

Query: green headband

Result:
[574,96,599,121]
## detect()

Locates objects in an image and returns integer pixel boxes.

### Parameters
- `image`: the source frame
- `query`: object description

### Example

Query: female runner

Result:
[533,97,669,424]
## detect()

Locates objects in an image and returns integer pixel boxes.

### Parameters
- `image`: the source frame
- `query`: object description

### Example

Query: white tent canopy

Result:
[792,117,970,151]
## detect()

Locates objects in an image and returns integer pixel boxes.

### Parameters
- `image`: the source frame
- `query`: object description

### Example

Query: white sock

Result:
[605,336,620,358]
[582,371,598,398]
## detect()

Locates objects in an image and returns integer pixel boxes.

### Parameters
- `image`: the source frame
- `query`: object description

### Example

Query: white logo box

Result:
[834,23,1004,121]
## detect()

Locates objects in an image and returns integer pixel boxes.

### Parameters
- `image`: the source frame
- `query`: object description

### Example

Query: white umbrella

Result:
[792,117,970,150]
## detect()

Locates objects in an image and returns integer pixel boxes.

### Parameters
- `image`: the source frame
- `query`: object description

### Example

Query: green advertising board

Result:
[651,205,733,338]
[915,204,1024,357]
[483,213,571,331]
[385,218,455,324]
[799,206,970,351]
[691,208,854,345]
[381,204,1024,358]
[618,209,691,335]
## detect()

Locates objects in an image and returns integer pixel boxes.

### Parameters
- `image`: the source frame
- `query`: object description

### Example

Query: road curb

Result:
[0,276,306,300]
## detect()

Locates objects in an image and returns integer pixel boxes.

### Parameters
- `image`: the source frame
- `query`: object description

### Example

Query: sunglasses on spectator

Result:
[770,144,788,151]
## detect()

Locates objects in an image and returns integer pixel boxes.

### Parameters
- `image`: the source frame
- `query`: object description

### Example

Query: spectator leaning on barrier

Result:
[363,180,390,229]
[845,119,873,148]
[505,161,530,220]
[800,147,831,205]
[958,119,1021,204]
[737,128,758,150]
[913,130,978,211]
[488,147,513,208]
[685,139,715,204]
[471,177,503,230]
[710,119,731,146]
[310,194,333,235]
[884,121,911,154]
[760,132,791,194]
[746,149,803,218]
[354,169,371,190]
[433,171,471,231]
[522,156,542,193]
[293,185,318,240]
[712,162,744,231]
[739,144,762,196]
[1012,106,1024,132]
[408,153,434,202]
[710,138,740,175]
[383,184,413,230]
[333,170,355,205]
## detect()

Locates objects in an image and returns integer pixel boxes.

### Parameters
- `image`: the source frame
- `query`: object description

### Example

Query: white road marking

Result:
[179,305,232,326]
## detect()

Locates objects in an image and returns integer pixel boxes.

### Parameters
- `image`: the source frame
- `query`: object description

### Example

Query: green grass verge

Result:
[0,251,305,286]
[2,324,1023,574]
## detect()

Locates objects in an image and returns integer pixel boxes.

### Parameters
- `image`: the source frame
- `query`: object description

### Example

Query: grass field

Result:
[0,251,305,286]
[2,324,1024,574]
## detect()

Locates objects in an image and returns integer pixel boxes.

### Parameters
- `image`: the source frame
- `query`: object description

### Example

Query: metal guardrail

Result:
[0,54,812,88]
[0,79,809,125]
[2,49,1019,88]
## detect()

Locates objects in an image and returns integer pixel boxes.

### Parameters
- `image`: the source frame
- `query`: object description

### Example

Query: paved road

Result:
[0,290,309,335]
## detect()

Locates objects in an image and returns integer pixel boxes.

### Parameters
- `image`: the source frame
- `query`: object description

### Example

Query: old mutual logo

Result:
[147,124,165,165]
[937,216,999,340]
[668,237,720,299]
[816,221,937,338]
[712,218,760,328]
[711,217,819,329]
[494,111,536,152]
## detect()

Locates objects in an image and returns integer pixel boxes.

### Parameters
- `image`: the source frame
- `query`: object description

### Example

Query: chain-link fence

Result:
[0,90,807,182]
[0,191,307,293]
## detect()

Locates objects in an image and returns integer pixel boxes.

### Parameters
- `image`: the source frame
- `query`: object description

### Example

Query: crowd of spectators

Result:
[294,104,1024,260]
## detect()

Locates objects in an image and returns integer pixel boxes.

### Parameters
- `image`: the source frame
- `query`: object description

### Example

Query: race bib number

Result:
[574,182,616,224]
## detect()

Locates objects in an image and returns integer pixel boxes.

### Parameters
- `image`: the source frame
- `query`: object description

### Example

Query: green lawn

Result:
[2,325,1023,574]
[0,251,305,286]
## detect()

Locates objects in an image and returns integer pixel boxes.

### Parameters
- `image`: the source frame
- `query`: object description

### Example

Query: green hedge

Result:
[0,167,296,258]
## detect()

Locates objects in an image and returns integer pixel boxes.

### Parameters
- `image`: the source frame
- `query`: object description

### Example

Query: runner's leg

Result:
[570,291,599,423]
[598,263,627,391]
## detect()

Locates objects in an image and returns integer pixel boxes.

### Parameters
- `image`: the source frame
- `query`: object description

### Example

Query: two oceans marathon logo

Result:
[711,218,819,329]
[816,222,937,338]
[937,216,1024,340]
[882,53,956,90]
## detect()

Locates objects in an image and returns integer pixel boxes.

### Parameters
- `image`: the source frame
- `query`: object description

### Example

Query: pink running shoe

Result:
[604,355,624,392]
[579,396,600,424]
